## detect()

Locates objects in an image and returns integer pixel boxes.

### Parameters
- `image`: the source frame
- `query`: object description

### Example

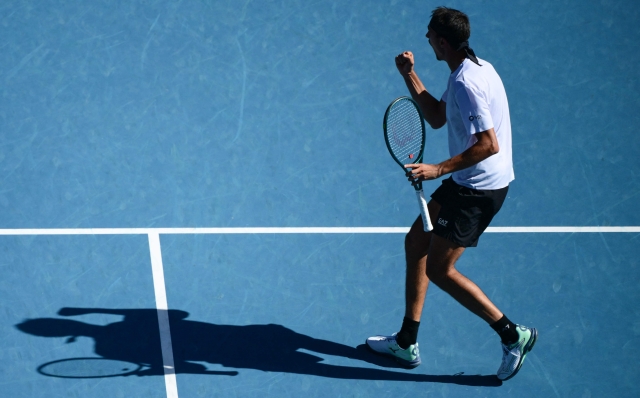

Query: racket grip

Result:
[415,189,433,232]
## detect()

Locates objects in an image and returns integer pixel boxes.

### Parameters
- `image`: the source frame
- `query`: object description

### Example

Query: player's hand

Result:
[395,51,415,75]
[405,163,442,182]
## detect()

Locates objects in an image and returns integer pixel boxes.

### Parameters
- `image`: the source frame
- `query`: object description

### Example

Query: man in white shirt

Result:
[366,7,536,381]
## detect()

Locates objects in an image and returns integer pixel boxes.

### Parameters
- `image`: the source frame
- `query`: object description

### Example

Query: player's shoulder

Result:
[453,58,496,90]
[460,58,496,78]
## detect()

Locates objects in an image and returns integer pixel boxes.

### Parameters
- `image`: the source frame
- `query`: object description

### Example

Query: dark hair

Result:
[428,7,471,49]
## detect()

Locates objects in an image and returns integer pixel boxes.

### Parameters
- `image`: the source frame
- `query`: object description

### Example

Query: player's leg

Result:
[365,200,440,368]
[425,234,536,380]
[404,199,440,322]
[426,182,536,380]
[419,177,536,379]
[424,234,502,323]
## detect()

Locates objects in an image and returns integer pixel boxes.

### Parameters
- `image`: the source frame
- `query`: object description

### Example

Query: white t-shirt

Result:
[441,57,514,190]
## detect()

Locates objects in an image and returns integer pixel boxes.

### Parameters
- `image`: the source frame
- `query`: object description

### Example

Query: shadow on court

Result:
[16,308,501,387]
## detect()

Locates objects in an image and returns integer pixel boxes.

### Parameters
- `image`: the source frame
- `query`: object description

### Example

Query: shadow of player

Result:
[16,307,501,387]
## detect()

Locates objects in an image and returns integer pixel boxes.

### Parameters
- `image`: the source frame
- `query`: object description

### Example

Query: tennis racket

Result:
[383,96,433,232]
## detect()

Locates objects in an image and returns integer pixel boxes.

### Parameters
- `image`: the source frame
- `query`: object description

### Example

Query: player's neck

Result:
[445,51,467,72]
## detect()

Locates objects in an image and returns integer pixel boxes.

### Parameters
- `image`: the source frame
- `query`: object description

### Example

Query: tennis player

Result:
[366,7,536,381]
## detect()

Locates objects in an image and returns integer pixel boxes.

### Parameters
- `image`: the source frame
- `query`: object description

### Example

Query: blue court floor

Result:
[1,0,640,397]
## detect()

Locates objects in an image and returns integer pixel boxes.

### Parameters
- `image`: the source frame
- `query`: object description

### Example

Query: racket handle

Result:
[415,189,433,232]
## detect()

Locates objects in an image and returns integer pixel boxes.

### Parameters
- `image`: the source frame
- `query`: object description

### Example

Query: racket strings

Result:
[386,100,424,163]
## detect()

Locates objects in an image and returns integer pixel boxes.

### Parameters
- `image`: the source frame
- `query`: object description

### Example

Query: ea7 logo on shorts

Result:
[468,115,482,121]
[438,218,448,227]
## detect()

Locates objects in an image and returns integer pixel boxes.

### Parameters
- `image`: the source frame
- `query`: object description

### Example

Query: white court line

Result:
[148,233,179,398]
[0,226,639,235]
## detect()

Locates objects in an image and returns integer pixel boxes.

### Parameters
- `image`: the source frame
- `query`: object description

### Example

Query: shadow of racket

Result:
[37,357,239,378]
[38,357,145,378]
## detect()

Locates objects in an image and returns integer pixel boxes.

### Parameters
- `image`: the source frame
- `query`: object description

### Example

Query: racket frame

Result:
[383,96,434,232]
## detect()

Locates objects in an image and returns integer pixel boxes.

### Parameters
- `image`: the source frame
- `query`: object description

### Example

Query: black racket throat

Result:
[404,166,424,191]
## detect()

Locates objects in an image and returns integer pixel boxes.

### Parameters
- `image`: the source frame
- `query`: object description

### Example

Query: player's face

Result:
[426,27,444,61]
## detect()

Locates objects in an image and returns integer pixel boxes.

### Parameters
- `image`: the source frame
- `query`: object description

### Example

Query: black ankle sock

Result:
[396,317,420,349]
[490,315,519,345]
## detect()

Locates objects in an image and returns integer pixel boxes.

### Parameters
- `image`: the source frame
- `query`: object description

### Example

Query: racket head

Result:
[37,357,143,378]
[383,96,426,169]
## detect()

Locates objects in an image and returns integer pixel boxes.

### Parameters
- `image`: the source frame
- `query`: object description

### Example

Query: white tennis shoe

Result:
[366,333,421,368]
[497,325,537,381]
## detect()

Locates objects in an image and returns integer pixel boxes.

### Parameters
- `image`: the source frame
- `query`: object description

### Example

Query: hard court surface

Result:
[1,1,639,397]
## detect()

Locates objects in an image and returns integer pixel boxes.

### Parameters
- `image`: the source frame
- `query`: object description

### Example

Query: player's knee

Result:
[425,265,452,286]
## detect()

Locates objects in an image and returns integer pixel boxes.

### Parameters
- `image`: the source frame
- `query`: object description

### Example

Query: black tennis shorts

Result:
[430,176,509,248]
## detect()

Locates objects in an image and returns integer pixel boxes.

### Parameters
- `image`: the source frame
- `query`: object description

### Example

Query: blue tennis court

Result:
[1,0,639,397]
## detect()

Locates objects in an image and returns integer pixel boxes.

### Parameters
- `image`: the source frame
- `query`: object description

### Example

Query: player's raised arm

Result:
[395,51,446,129]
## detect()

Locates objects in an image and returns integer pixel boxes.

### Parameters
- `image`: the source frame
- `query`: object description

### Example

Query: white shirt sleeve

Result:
[441,86,448,103]
[453,83,494,134]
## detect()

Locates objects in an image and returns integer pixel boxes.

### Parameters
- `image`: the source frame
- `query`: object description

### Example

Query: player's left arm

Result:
[405,128,499,181]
